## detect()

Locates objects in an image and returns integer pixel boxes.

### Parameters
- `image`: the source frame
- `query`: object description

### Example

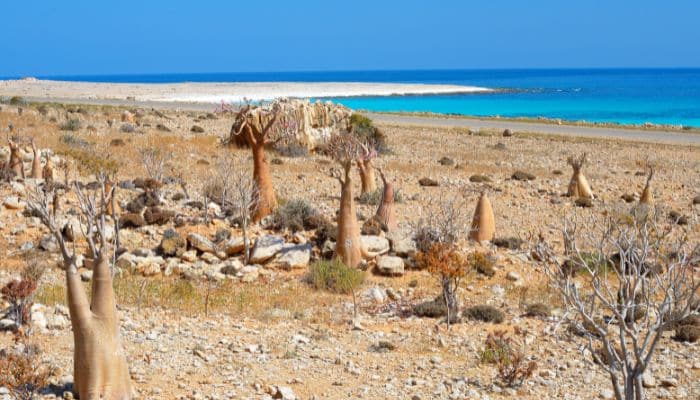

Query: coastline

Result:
[0,78,490,103]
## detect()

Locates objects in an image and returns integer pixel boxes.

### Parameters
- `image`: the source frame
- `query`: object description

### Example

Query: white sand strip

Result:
[0,79,491,104]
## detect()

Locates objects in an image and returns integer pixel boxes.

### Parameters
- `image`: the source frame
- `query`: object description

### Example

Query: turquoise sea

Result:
[19,69,700,127]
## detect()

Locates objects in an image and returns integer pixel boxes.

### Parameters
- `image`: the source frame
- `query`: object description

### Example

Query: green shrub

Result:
[60,133,90,148]
[469,252,496,277]
[274,142,308,158]
[350,113,389,153]
[307,259,364,294]
[463,305,505,323]
[59,118,82,131]
[524,303,552,318]
[357,187,403,205]
[270,199,322,232]
[8,96,26,105]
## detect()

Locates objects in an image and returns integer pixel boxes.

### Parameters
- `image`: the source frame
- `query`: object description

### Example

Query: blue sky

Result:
[2,0,699,76]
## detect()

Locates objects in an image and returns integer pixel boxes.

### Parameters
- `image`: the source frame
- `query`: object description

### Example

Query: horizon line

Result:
[2,66,700,80]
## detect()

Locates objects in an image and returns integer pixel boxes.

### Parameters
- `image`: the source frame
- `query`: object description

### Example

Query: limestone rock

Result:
[187,233,216,254]
[361,235,390,255]
[249,235,285,264]
[376,255,405,276]
[222,237,246,256]
[269,243,312,270]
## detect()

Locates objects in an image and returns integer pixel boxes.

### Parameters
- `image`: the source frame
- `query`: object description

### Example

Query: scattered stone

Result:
[506,271,520,281]
[386,230,416,257]
[270,243,312,270]
[222,237,246,255]
[361,235,390,255]
[641,372,656,388]
[190,125,205,133]
[502,128,513,137]
[3,196,25,210]
[693,195,700,205]
[272,386,296,400]
[659,378,677,388]
[376,255,405,276]
[418,177,439,187]
[249,235,285,263]
[599,389,615,399]
[187,233,216,254]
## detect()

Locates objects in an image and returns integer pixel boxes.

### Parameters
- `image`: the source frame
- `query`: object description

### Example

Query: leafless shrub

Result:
[139,145,172,183]
[0,344,57,400]
[534,206,699,400]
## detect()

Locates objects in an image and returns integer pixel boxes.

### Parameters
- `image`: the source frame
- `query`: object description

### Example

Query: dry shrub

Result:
[0,344,57,400]
[463,305,505,323]
[479,330,536,387]
[270,199,322,232]
[415,243,468,325]
[1,262,44,331]
[469,251,496,276]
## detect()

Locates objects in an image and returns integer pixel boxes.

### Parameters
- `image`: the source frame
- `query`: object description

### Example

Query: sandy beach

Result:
[0,78,491,103]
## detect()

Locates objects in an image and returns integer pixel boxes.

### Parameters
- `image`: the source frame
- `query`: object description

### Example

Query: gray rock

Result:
[506,271,520,281]
[3,196,25,210]
[642,372,656,388]
[270,243,312,270]
[187,233,216,254]
[361,235,390,255]
[249,235,285,264]
[273,386,296,400]
[376,255,405,276]
[222,237,246,256]
[386,230,416,257]
[39,234,58,251]
[599,389,615,399]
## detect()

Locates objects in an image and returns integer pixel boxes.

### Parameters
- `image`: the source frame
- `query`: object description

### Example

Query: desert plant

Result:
[566,153,594,199]
[469,251,496,276]
[463,304,505,323]
[226,99,298,221]
[27,177,135,399]
[534,207,699,400]
[270,199,321,232]
[29,140,42,179]
[469,191,495,242]
[327,132,379,268]
[307,259,364,317]
[139,145,172,183]
[8,95,26,105]
[8,140,25,179]
[374,168,397,231]
[0,344,57,400]
[1,277,38,331]
[479,330,536,387]
[59,118,82,131]
[415,243,468,327]
[638,160,655,205]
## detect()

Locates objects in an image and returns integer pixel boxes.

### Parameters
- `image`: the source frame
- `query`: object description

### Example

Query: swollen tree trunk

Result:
[335,164,363,268]
[30,142,42,179]
[568,169,594,199]
[639,168,654,205]
[8,141,24,179]
[375,169,397,231]
[105,181,121,216]
[357,159,376,195]
[469,192,495,242]
[43,158,54,184]
[67,254,134,399]
[252,143,276,222]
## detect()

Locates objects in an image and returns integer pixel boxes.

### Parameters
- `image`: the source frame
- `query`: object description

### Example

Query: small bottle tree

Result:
[327,133,378,268]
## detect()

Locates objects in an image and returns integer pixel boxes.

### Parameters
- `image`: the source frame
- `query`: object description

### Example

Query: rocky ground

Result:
[0,102,699,399]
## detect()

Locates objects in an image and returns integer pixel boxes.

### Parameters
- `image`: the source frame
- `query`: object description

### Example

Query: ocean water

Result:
[27,69,700,127]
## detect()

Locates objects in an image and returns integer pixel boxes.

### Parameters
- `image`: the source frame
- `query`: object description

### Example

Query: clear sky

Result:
[2,0,699,77]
